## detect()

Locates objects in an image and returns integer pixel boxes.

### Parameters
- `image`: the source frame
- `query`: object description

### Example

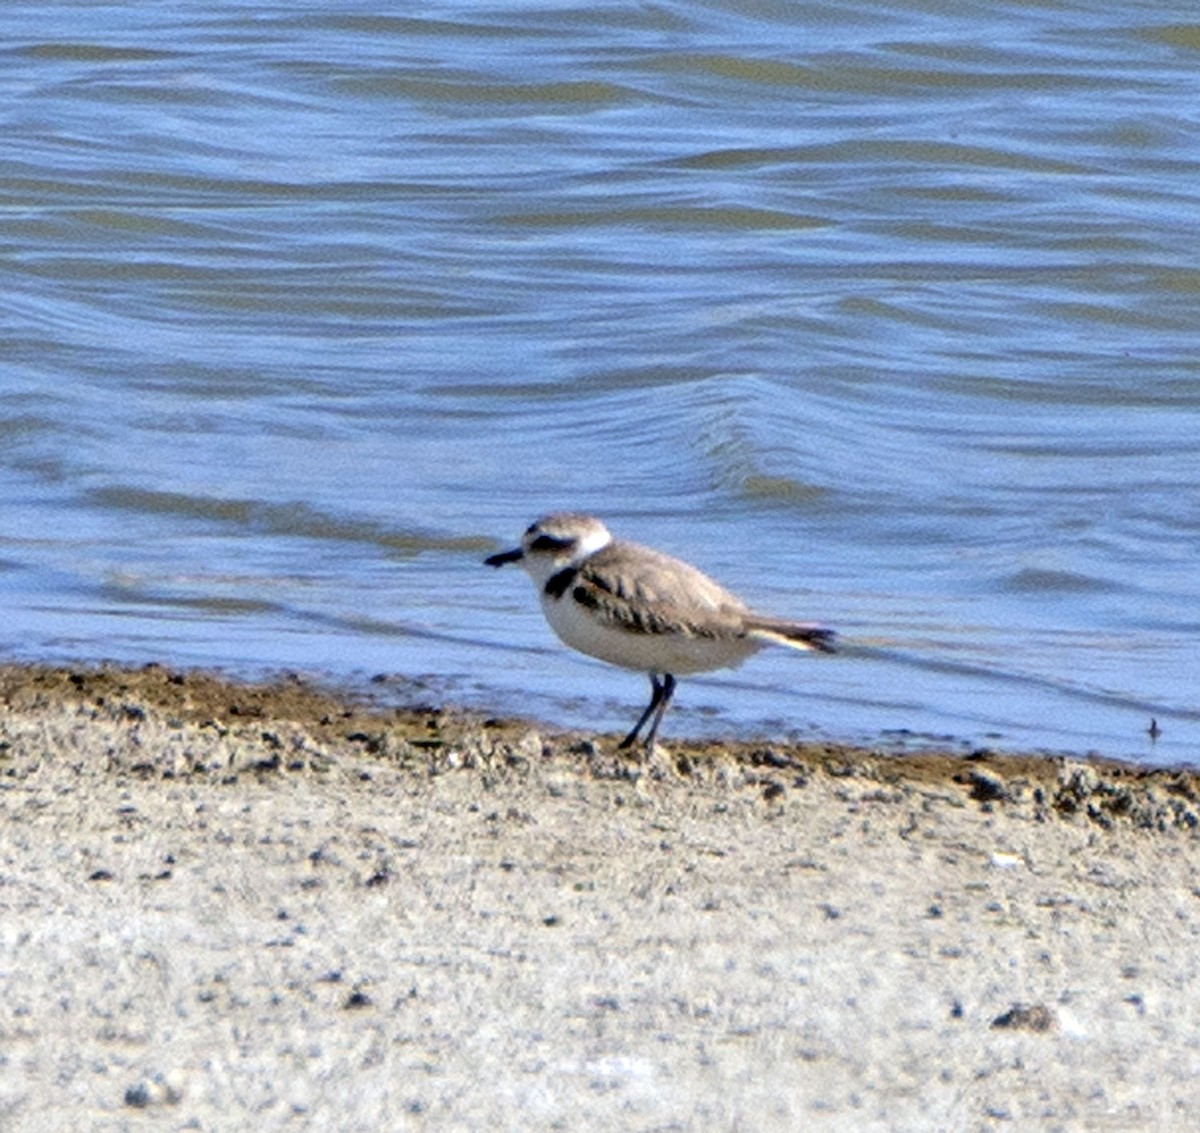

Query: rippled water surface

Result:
[4,1,1200,762]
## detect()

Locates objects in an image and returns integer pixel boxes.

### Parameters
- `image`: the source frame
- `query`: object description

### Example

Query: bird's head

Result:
[484,513,612,586]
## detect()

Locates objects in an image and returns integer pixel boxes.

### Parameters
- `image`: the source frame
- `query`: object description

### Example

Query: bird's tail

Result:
[746,618,837,654]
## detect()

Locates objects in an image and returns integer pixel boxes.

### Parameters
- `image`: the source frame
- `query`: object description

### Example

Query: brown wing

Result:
[571,541,750,639]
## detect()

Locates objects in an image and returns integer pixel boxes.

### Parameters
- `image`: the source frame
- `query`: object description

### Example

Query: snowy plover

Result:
[485,513,835,752]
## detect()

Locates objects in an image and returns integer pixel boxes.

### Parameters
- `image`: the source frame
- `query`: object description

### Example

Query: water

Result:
[3,1,1200,763]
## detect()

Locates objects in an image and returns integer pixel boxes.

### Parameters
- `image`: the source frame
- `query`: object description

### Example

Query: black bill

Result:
[484,547,524,567]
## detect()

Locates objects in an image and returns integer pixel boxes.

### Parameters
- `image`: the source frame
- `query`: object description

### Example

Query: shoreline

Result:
[1,659,1198,1129]
[2,659,1195,816]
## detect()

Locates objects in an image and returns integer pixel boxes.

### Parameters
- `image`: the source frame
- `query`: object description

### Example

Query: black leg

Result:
[619,673,668,750]
[618,673,677,752]
[642,673,677,752]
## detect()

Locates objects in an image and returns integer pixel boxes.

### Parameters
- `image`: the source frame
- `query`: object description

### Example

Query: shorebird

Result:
[484,513,835,752]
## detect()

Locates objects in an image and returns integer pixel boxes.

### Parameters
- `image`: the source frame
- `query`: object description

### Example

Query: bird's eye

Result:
[530,534,572,553]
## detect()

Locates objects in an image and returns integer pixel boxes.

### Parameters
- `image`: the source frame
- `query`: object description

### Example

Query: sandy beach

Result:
[1,661,1197,1131]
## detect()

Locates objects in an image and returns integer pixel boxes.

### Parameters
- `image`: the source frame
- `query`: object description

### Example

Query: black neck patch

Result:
[543,567,578,600]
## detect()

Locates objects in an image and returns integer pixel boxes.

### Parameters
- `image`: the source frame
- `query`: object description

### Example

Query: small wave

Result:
[88,486,490,554]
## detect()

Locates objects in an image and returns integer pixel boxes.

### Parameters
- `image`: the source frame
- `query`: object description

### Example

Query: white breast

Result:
[538,588,761,676]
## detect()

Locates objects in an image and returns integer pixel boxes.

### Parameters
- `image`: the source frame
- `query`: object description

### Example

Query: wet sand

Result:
[1,662,1198,1131]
